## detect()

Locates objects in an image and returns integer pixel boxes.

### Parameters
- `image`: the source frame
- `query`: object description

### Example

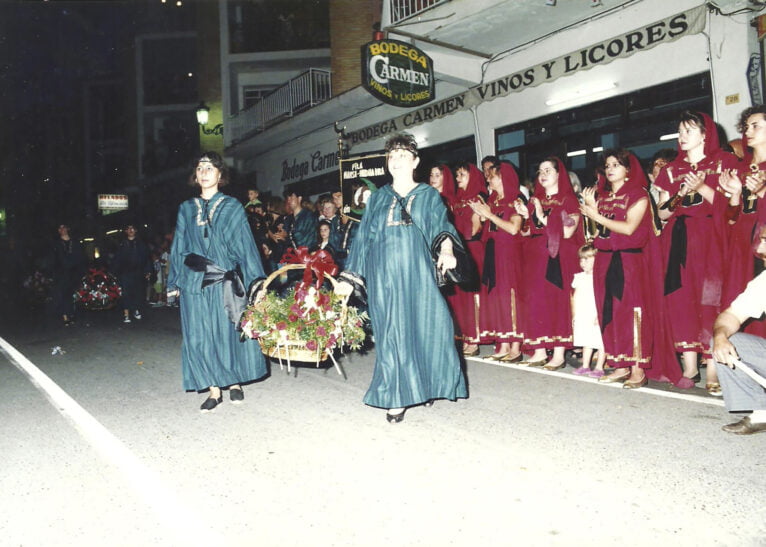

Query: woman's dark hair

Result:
[600,148,631,192]
[679,110,707,133]
[316,219,332,243]
[480,155,500,169]
[454,160,473,173]
[188,151,230,187]
[737,105,766,134]
[384,132,418,157]
[602,148,631,169]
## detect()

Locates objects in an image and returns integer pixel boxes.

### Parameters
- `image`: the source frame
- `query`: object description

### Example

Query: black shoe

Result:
[386,409,406,423]
[200,396,223,412]
[229,387,244,404]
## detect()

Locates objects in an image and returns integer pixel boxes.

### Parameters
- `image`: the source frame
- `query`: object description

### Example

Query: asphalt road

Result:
[1,305,765,547]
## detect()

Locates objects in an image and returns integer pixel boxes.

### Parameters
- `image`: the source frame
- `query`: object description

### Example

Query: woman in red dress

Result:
[719,106,766,336]
[579,150,653,387]
[429,164,457,208]
[469,162,525,361]
[450,162,487,355]
[653,111,740,395]
[515,157,584,369]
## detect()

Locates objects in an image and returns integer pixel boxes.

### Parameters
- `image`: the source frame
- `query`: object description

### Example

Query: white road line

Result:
[468,356,725,407]
[0,336,222,544]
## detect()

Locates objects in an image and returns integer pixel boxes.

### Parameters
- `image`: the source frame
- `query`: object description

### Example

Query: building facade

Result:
[216,0,763,199]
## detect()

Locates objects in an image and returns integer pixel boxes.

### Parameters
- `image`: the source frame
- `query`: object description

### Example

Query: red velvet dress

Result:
[445,164,485,345]
[654,151,739,356]
[450,197,484,344]
[478,193,524,345]
[722,159,766,336]
[521,193,583,350]
[593,187,653,368]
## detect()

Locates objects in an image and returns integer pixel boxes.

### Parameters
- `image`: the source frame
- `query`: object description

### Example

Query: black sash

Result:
[184,253,246,324]
[545,255,563,289]
[601,248,642,332]
[481,239,496,292]
[664,215,688,295]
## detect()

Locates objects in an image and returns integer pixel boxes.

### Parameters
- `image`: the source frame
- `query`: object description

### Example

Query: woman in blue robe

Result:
[340,134,468,423]
[167,152,268,412]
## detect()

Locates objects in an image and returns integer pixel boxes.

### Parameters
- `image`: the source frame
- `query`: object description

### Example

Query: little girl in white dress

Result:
[571,244,606,377]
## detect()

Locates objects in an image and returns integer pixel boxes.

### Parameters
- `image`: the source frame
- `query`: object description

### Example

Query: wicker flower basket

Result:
[240,262,366,375]
[265,341,329,363]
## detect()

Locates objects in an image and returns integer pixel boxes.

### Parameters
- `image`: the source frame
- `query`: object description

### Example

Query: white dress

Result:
[571,271,604,351]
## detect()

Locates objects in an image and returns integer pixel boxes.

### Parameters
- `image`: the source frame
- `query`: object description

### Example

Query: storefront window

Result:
[495,73,712,186]
[417,135,476,179]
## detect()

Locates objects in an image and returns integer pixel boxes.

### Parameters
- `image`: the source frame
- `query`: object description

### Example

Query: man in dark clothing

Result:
[51,224,85,326]
[112,224,151,323]
[282,190,317,250]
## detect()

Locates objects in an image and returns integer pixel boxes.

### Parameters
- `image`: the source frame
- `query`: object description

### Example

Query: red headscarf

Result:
[627,153,650,191]
[495,162,521,205]
[533,157,577,201]
[433,164,457,205]
[533,156,578,258]
[597,152,649,194]
[676,111,721,159]
[595,171,608,195]
[455,163,486,202]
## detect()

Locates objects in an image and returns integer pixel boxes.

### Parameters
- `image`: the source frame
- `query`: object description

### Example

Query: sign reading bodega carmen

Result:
[362,39,434,108]
[281,149,340,182]
[350,7,705,145]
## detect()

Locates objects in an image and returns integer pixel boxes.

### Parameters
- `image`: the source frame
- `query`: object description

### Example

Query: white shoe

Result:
[123,316,131,323]
[133,311,142,320]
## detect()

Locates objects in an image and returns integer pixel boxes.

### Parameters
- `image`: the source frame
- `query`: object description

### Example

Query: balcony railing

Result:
[387,0,449,25]
[228,68,332,143]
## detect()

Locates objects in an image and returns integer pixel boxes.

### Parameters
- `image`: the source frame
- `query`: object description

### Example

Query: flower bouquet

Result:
[73,267,122,311]
[240,250,367,373]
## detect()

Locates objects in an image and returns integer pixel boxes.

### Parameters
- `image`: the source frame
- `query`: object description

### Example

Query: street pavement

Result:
[1,304,765,547]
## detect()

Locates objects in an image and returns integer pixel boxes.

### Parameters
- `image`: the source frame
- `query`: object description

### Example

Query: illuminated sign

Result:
[98,194,129,211]
[361,39,434,108]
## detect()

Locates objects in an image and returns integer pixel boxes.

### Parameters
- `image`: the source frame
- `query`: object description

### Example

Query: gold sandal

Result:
[706,382,723,397]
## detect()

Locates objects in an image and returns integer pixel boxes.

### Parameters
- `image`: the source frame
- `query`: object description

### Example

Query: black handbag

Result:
[392,193,478,290]
[430,231,479,290]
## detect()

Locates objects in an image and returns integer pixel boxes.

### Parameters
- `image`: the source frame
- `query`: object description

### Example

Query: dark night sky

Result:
[0,1,198,252]
[2,1,194,110]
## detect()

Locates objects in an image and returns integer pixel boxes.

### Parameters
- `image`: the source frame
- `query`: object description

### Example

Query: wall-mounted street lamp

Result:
[195,101,223,135]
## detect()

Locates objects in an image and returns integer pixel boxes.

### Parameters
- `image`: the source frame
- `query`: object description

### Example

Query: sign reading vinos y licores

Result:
[361,39,434,107]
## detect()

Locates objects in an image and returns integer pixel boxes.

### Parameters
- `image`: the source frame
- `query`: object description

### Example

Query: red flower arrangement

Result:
[240,248,367,365]
[73,267,122,310]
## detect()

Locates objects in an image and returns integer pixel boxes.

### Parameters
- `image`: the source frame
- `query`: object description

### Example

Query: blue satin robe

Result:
[167,192,268,391]
[345,183,467,408]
